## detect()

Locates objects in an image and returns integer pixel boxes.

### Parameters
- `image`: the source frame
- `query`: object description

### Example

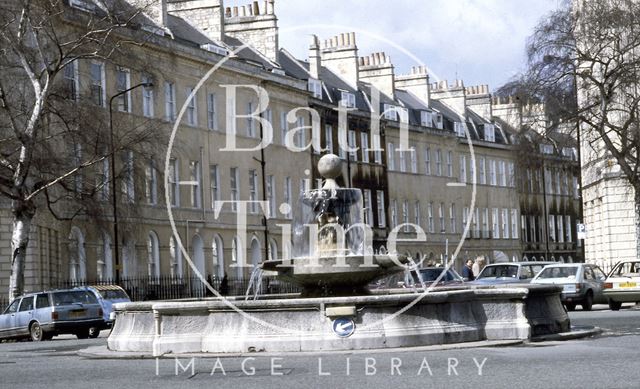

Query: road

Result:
[1,305,639,389]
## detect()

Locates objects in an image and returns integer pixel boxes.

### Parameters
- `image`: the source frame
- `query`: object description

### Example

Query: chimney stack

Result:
[224,0,279,62]
[167,0,224,41]
[309,34,321,79]
[430,79,466,116]
[132,0,169,30]
[359,51,396,98]
[321,32,359,88]
[395,65,430,106]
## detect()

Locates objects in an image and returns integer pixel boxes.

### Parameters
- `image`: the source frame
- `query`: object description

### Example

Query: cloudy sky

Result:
[241,0,561,91]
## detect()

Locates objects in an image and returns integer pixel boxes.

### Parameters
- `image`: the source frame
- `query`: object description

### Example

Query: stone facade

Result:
[0,0,584,298]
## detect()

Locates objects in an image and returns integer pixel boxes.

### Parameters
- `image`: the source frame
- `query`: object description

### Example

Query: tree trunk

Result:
[635,187,640,265]
[8,200,36,302]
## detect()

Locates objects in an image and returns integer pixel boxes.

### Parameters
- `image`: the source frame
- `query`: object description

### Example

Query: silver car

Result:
[531,263,608,311]
[472,261,552,285]
[0,289,104,341]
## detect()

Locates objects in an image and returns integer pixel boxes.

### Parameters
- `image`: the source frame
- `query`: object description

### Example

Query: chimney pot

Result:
[267,0,275,14]
[233,6,238,16]
[349,32,356,46]
[253,1,260,15]
[339,33,345,46]
[310,34,319,47]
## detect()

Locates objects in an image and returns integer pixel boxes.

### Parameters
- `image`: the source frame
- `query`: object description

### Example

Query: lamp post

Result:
[109,82,153,284]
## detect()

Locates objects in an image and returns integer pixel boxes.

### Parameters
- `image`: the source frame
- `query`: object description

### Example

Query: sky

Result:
[231,0,561,92]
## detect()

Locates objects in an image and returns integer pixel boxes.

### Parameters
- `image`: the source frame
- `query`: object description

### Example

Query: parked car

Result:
[75,285,131,337]
[471,262,552,285]
[531,263,608,311]
[372,267,464,289]
[0,289,103,341]
[603,260,640,310]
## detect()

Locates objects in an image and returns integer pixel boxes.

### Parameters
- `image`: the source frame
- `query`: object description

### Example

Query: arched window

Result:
[147,231,160,278]
[169,236,183,278]
[96,232,113,281]
[122,239,136,278]
[250,237,261,268]
[268,239,278,262]
[68,227,86,282]
[192,234,205,276]
[231,236,244,279]
[212,235,224,279]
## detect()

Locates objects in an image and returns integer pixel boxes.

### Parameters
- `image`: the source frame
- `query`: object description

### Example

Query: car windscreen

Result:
[478,265,518,279]
[536,266,579,279]
[98,289,129,300]
[610,261,640,277]
[52,291,98,306]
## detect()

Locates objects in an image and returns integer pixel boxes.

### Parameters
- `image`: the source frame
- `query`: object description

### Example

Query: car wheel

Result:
[582,291,593,311]
[76,329,90,339]
[88,327,100,339]
[609,300,622,311]
[565,303,576,312]
[29,322,44,342]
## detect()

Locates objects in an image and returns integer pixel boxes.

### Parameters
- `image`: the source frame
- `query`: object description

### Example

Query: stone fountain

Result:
[261,154,408,297]
[107,155,570,355]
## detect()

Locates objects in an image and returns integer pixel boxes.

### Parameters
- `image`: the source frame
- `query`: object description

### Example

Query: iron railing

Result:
[54,275,302,302]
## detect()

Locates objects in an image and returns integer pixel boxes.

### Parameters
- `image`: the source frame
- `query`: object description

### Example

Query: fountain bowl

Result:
[260,254,408,296]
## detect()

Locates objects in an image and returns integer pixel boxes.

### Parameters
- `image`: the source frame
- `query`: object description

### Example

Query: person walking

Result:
[472,257,486,278]
[462,259,475,281]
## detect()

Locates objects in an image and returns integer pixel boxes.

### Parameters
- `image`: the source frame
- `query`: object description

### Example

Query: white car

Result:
[603,260,640,310]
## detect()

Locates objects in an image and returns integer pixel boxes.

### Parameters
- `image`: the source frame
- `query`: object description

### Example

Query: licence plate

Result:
[563,285,576,293]
[620,282,637,288]
[69,310,86,318]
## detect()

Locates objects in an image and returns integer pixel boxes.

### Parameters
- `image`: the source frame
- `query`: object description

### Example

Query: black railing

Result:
[54,275,302,302]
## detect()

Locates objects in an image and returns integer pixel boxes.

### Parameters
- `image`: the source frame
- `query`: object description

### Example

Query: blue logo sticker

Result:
[332,317,355,338]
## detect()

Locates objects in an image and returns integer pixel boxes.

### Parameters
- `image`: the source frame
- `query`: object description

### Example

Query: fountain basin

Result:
[107,284,569,356]
[260,254,408,296]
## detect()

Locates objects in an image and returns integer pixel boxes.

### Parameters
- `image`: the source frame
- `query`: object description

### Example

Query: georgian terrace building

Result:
[1,0,576,297]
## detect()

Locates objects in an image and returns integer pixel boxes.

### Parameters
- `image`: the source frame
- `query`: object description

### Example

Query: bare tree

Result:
[0,0,165,300]
[504,0,640,259]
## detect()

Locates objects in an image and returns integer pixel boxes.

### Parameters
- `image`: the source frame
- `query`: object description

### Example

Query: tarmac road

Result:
[1,305,639,389]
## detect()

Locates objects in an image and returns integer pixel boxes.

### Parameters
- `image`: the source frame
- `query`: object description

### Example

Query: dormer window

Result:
[383,104,397,120]
[70,0,96,12]
[435,113,443,129]
[562,147,577,160]
[200,43,229,56]
[340,91,356,108]
[454,122,466,137]
[420,111,433,127]
[398,107,409,123]
[540,144,554,154]
[484,124,495,142]
[308,79,322,99]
